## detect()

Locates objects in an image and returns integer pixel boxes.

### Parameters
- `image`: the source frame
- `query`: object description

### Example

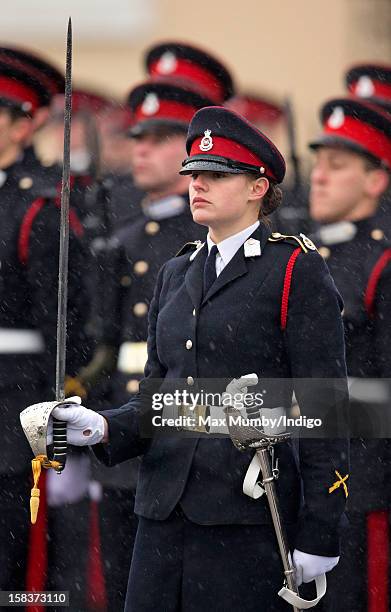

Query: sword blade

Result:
[56,17,72,403]
[53,18,72,472]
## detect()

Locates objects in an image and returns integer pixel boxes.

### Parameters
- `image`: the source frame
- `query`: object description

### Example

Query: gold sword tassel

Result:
[30,455,61,524]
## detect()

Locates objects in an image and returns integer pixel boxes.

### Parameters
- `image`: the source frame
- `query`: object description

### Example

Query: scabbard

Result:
[256,447,300,612]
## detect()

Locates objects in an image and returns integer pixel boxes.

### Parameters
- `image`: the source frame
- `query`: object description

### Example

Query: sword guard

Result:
[20,401,62,458]
[224,405,291,451]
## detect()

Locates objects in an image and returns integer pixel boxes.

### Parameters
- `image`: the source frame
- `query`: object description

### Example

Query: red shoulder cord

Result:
[18,184,84,266]
[280,247,301,331]
[18,198,46,265]
[364,248,391,317]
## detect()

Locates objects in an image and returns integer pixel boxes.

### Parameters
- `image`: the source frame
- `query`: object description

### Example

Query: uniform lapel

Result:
[202,246,247,303]
[202,224,271,304]
[184,243,207,308]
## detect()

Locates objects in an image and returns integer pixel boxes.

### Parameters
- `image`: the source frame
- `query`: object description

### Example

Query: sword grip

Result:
[52,418,67,472]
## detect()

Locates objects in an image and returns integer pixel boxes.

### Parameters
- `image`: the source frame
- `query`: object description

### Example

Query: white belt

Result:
[0,328,45,354]
[117,341,148,374]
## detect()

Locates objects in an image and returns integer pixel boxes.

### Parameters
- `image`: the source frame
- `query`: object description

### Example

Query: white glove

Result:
[47,396,106,446]
[293,549,339,586]
[222,373,259,409]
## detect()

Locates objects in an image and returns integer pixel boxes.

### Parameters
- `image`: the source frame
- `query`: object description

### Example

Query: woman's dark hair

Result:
[258,181,283,221]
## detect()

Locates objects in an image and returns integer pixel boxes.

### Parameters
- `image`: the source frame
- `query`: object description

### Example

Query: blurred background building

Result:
[3,0,391,180]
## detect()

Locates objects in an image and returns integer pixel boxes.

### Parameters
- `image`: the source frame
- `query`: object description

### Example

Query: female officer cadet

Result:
[41,106,349,611]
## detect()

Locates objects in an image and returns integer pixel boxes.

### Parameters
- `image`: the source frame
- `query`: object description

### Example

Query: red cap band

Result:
[0,75,39,111]
[350,79,391,101]
[149,58,224,103]
[134,98,197,123]
[324,114,391,167]
[190,134,275,178]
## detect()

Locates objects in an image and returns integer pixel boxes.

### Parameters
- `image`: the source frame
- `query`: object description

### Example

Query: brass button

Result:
[187,376,194,386]
[192,308,196,316]
[19,176,33,190]
[318,246,331,259]
[126,379,139,393]
[186,340,193,350]
[120,275,132,287]
[133,302,148,317]
[134,260,149,275]
[145,221,160,235]
[371,229,384,241]
[271,232,282,238]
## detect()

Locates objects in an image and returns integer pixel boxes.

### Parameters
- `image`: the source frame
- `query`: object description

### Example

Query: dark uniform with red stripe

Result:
[309,96,391,612]
[0,48,89,595]
[92,106,349,612]
[313,219,391,612]
[94,225,349,612]
[0,154,88,592]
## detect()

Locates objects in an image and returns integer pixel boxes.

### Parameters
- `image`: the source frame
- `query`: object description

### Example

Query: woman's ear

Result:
[248,176,269,201]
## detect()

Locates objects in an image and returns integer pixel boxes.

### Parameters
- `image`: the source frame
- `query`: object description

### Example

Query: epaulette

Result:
[268,232,318,254]
[176,240,203,257]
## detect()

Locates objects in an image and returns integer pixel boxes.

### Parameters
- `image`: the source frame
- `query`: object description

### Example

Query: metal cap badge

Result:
[199,129,213,151]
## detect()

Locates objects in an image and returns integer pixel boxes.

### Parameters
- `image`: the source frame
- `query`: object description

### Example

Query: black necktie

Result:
[203,244,218,297]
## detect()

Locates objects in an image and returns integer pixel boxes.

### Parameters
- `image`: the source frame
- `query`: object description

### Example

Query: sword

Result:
[224,405,327,610]
[52,16,73,472]
[19,19,74,523]
[254,441,300,612]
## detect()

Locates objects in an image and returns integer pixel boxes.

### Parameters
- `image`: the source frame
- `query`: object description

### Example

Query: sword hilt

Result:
[52,418,68,472]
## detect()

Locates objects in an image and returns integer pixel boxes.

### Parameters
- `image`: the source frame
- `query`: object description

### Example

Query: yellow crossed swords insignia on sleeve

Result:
[328,470,349,498]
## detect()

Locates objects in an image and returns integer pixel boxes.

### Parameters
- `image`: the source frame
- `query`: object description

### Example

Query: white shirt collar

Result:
[207,220,260,267]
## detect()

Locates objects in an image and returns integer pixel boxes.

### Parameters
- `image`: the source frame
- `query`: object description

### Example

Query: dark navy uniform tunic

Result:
[314,217,391,612]
[94,223,349,611]
[0,148,88,594]
[314,217,391,510]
